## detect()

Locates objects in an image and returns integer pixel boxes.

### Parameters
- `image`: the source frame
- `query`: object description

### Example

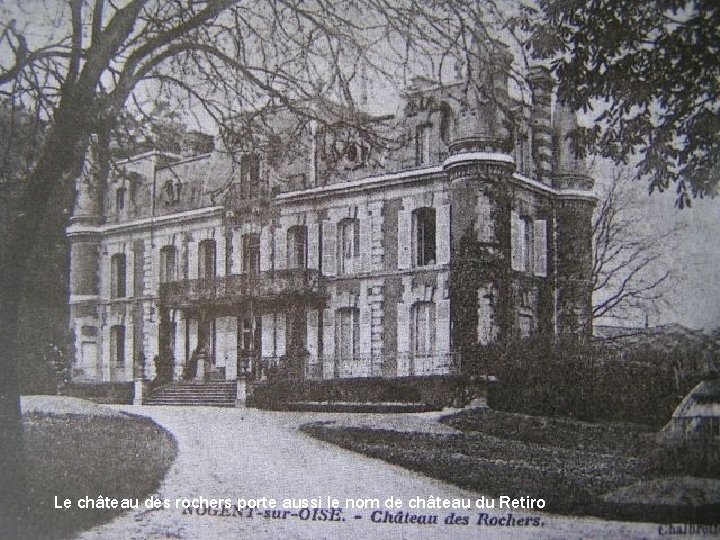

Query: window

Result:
[242,234,260,274]
[160,245,177,283]
[519,313,533,339]
[287,225,308,269]
[163,180,181,205]
[412,302,435,356]
[198,240,216,279]
[533,220,548,277]
[110,325,125,366]
[416,124,431,165]
[338,218,360,274]
[115,188,126,219]
[522,217,533,272]
[239,316,260,352]
[110,253,126,298]
[335,308,359,361]
[413,207,436,267]
[511,213,547,276]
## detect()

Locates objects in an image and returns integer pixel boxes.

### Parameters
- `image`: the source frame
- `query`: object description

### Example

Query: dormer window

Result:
[115,188,126,219]
[163,179,181,205]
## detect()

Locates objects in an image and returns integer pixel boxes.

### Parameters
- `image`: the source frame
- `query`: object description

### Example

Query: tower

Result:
[553,103,595,338]
[67,135,103,379]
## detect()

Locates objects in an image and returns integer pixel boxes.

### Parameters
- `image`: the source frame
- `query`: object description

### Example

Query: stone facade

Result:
[67,64,595,386]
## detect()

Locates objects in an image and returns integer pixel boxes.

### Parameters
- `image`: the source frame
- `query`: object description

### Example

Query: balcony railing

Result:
[158,269,323,308]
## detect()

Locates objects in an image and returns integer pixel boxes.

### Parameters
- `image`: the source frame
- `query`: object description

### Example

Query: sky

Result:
[592,158,720,331]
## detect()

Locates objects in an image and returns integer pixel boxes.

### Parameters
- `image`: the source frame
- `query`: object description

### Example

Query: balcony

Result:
[158,269,324,308]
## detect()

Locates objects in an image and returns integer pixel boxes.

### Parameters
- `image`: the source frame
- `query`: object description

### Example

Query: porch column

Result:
[157,306,174,383]
[195,309,210,381]
[173,312,187,380]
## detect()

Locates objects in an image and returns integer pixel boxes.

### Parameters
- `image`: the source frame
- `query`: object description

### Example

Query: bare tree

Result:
[592,167,683,325]
[0,0,539,532]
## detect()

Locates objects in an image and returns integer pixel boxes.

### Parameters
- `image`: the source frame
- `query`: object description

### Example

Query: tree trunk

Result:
[0,102,88,536]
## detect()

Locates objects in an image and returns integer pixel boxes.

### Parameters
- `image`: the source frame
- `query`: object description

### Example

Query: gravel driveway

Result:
[66,405,667,539]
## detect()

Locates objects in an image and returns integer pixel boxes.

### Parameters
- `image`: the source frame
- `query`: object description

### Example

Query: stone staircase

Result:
[144,381,236,407]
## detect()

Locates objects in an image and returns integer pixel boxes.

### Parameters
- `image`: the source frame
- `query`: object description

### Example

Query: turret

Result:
[551,103,595,338]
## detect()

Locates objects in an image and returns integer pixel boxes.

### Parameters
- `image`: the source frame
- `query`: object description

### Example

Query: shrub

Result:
[484,336,699,427]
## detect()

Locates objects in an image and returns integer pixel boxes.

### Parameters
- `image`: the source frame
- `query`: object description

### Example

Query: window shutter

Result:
[510,210,521,271]
[322,308,335,378]
[231,231,242,274]
[321,221,336,276]
[307,222,319,270]
[353,219,361,258]
[275,227,287,270]
[533,219,548,277]
[121,253,130,298]
[396,302,410,375]
[216,235,226,277]
[396,302,410,353]
[260,227,272,272]
[436,300,450,353]
[275,313,286,358]
[306,309,318,360]
[436,204,450,265]
[260,314,274,358]
[359,215,371,272]
[397,209,411,270]
[359,306,371,360]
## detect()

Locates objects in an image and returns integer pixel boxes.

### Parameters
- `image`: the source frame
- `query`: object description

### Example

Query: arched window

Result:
[412,302,435,356]
[287,225,308,269]
[337,218,360,274]
[160,245,177,283]
[110,253,126,298]
[242,234,260,274]
[413,207,436,267]
[198,239,216,279]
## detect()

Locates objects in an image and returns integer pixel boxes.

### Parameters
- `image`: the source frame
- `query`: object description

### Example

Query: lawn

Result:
[301,407,720,523]
[20,409,177,539]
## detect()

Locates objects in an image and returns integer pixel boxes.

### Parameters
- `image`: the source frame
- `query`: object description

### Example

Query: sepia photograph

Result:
[1,0,718,538]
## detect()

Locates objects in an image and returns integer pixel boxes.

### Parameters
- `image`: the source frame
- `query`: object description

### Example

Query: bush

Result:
[251,375,468,409]
[484,336,698,427]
